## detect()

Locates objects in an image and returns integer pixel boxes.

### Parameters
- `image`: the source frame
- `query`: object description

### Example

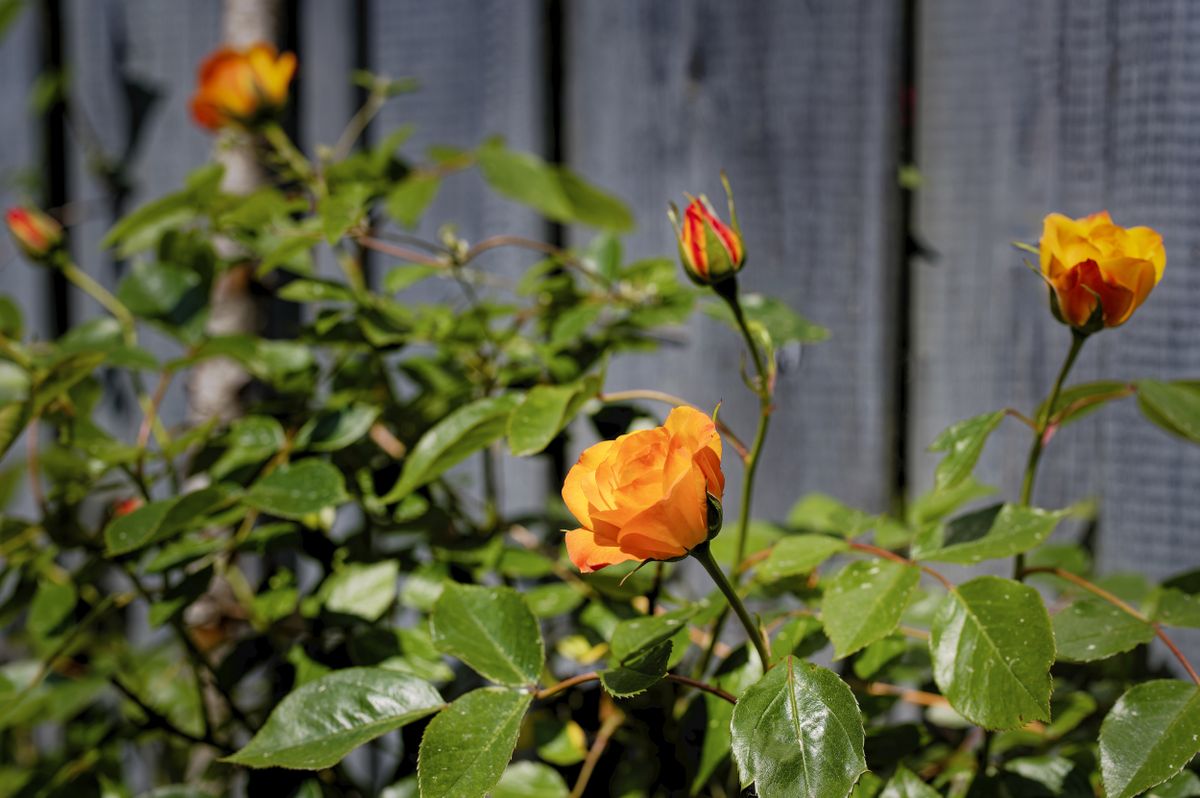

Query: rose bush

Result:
[1,41,1199,798]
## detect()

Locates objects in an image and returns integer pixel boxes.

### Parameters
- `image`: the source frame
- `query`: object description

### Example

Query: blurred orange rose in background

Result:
[1040,211,1165,330]
[190,42,297,131]
[562,406,724,573]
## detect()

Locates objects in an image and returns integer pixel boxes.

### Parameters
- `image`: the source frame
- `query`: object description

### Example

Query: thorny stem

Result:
[1022,566,1200,685]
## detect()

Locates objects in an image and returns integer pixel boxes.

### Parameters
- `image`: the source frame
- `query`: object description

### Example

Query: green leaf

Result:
[319,183,372,245]
[210,416,285,479]
[1146,771,1200,798]
[1052,599,1155,662]
[323,560,399,622]
[880,764,940,798]
[295,404,380,452]
[1138,380,1200,444]
[277,278,356,304]
[223,668,443,769]
[609,606,697,662]
[1039,379,1133,427]
[430,583,543,686]
[27,578,76,641]
[703,293,829,347]
[787,493,874,536]
[476,140,632,231]
[600,639,672,698]
[417,687,532,798]
[386,174,441,228]
[102,164,222,255]
[913,503,1066,565]
[492,761,569,798]
[105,486,232,556]
[1148,587,1200,628]
[1099,680,1200,798]
[384,264,440,293]
[687,645,764,794]
[382,394,520,502]
[757,534,848,582]
[730,656,866,798]
[929,576,1054,729]
[243,460,348,520]
[928,410,1005,491]
[524,583,584,618]
[507,375,601,456]
[822,559,920,659]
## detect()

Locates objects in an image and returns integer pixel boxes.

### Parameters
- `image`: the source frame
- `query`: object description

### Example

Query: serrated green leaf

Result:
[105,486,233,556]
[477,140,632,231]
[1138,380,1200,444]
[601,638,671,697]
[929,576,1054,729]
[928,410,1004,491]
[1053,599,1155,662]
[609,606,697,662]
[223,668,443,769]
[507,374,601,457]
[1100,680,1200,798]
[382,394,520,502]
[295,404,380,452]
[913,503,1066,565]
[386,174,440,228]
[430,583,543,686]
[822,559,920,659]
[757,534,848,582]
[1146,770,1200,798]
[1038,379,1133,427]
[243,460,348,520]
[319,183,372,245]
[730,656,866,798]
[323,560,399,622]
[1148,587,1200,628]
[417,688,532,798]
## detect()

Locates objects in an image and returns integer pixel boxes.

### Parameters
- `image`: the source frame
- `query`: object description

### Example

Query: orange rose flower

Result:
[6,206,63,262]
[1039,211,1165,330]
[190,42,297,131]
[561,406,724,573]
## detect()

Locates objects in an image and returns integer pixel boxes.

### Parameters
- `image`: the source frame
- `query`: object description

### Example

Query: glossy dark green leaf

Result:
[1053,599,1155,662]
[243,459,348,520]
[1138,380,1200,444]
[1148,587,1200,628]
[822,559,920,659]
[928,410,1005,491]
[295,404,380,452]
[417,687,532,798]
[430,583,543,686]
[507,375,601,456]
[224,668,443,769]
[609,606,697,662]
[757,534,848,582]
[929,576,1054,729]
[913,503,1066,565]
[730,656,866,798]
[477,140,632,231]
[105,486,233,556]
[688,644,763,794]
[1100,680,1200,798]
[386,173,440,228]
[382,394,520,502]
[27,578,76,641]
[601,639,672,698]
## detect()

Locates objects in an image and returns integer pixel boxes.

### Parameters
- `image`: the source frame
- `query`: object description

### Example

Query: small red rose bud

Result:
[669,173,745,286]
[112,497,144,518]
[6,206,63,263]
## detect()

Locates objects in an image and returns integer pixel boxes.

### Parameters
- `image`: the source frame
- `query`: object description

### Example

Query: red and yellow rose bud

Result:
[112,497,144,518]
[6,206,63,263]
[1039,211,1165,332]
[561,405,724,573]
[190,42,297,132]
[669,176,745,285]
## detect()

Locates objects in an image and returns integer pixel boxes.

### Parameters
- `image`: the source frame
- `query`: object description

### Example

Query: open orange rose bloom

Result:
[562,406,724,573]
[190,42,297,131]
[1040,211,1165,329]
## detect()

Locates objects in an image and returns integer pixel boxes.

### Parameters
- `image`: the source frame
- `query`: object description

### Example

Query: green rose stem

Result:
[60,260,136,346]
[691,540,770,668]
[1014,329,1087,578]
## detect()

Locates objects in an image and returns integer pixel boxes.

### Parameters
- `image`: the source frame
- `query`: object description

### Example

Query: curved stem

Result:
[570,707,624,798]
[357,235,445,267]
[1022,566,1200,685]
[1015,331,1086,577]
[848,540,955,591]
[61,262,136,345]
[534,670,737,705]
[691,541,770,668]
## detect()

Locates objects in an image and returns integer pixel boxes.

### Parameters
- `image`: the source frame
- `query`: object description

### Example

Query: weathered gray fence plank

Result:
[913,1,1200,658]
[565,0,903,520]
[368,0,549,514]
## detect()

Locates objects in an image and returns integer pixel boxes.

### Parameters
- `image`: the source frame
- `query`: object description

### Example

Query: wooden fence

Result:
[1,1,1197,659]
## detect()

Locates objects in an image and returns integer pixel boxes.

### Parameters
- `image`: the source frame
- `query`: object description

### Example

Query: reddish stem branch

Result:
[357,235,445,267]
[848,541,955,591]
[535,671,737,705]
[1022,566,1200,685]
